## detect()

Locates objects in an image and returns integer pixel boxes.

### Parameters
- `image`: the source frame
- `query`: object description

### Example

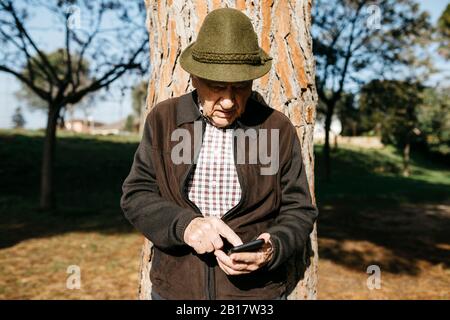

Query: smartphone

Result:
[228,239,265,254]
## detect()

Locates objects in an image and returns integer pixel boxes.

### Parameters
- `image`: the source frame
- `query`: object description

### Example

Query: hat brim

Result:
[179,42,272,83]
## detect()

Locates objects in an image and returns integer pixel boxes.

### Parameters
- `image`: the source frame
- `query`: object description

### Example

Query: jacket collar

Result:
[176,90,203,127]
[176,90,270,130]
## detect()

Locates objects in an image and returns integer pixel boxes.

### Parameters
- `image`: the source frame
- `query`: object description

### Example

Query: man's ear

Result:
[191,75,198,89]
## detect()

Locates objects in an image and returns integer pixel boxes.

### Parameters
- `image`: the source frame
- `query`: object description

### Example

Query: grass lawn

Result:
[0,129,449,299]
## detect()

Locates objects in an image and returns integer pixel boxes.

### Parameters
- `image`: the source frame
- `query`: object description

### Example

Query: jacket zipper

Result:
[179,118,206,213]
[180,174,214,300]
[178,119,216,300]
[179,119,248,300]
[221,129,247,222]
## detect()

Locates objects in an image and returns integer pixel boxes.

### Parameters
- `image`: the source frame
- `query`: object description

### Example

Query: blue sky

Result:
[0,0,449,129]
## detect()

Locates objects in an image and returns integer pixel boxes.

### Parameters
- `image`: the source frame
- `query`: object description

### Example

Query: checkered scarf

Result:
[185,101,242,218]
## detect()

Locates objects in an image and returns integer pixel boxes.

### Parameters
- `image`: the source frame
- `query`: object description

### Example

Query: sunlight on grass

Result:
[0,232,142,299]
[314,143,450,204]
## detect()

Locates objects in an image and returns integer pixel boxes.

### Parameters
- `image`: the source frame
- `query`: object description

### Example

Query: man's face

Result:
[192,76,253,128]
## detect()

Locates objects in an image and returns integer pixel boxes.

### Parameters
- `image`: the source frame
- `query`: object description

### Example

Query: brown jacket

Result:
[120,90,318,299]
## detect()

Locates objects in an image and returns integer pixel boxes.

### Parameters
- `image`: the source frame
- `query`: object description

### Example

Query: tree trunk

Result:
[40,106,59,210]
[140,0,318,300]
[351,121,357,137]
[403,141,410,177]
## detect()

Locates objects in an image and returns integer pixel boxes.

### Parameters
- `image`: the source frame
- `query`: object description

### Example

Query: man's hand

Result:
[184,217,243,254]
[214,233,274,275]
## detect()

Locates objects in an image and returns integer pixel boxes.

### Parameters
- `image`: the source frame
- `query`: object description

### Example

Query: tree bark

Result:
[139,0,318,299]
[39,105,59,210]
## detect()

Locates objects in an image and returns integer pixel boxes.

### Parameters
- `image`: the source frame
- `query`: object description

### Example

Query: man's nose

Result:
[221,86,235,109]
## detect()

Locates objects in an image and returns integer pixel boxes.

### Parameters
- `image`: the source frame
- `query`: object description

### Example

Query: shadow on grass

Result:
[1,132,449,276]
[0,131,139,249]
[318,200,450,275]
[314,144,450,275]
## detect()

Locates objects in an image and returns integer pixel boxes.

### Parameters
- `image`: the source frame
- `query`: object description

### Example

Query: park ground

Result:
[0,129,449,299]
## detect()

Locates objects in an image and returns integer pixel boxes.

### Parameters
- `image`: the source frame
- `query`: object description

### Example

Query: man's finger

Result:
[194,246,206,255]
[216,257,247,275]
[213,220,243,246]
[216,259,230,275]
[193,238,214,254]
[214,250,233,266]
[208,233,224,251]
[215,250,247,271]
[203,241,215,253]
[230,252,261,264]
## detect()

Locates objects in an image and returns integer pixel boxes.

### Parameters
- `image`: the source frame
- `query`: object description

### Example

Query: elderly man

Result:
[121,8,318,300]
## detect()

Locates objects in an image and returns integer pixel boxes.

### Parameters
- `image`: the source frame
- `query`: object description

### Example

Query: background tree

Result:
[437,3,450,59]
[139,0,318,300]
[14,48,91,128]
[359,79,424,176]
[417,86,450,157]
[123,114,135,132]
[130,80,147,133]
[312,0,432,180]
[335,92,359,137]
[12,106,26,129]
[0,0,149,210]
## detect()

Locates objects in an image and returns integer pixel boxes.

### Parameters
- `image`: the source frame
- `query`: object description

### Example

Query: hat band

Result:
[192,49,270,65]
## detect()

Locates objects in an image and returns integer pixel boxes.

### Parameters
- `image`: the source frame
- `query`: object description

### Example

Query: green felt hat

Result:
[180,8,272,83]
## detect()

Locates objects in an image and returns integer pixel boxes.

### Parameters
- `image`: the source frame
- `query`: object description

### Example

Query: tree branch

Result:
[2,0,60,84]
[0,64,49,100]
[333,3,365,104]
[74,6,105,88]
[64,12,73,90]
[63,38,147,106]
